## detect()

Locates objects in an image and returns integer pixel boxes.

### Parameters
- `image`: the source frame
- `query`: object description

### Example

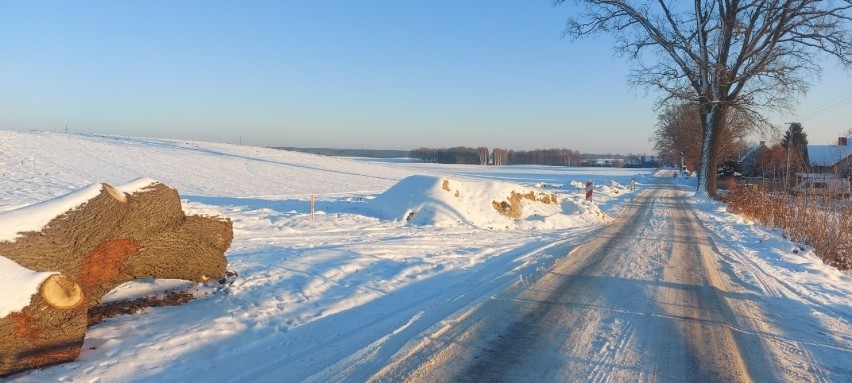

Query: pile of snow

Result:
[569,180,587,190]
[364,175,609,230]
[0,256,56,318]
[566,179,630,195]
[598,180,631,197]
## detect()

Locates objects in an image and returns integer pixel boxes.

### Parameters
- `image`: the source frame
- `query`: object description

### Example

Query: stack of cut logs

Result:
[0,181,232,376]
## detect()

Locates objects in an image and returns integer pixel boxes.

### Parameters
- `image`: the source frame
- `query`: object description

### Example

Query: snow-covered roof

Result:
[739,144,764,163]
[808,141,852,167]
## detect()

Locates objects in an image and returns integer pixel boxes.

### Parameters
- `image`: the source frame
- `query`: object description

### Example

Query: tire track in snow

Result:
[683,199,839,382]
[375,184,820,382]
[373,186,663,382]
[231,234,589,383]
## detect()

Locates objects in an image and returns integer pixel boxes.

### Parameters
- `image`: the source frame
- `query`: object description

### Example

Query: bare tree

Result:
[654,102,758,172]
[556,0,852,195]
[654,103,703,170]
[492,148,509,165]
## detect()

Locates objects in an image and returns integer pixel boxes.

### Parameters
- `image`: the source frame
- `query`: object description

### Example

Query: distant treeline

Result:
[409,147,583,166]
[410,147,659,167]
[273,146,658,167]
[495,148,582,166]
[271,147,410,158]
[408,147,490,165]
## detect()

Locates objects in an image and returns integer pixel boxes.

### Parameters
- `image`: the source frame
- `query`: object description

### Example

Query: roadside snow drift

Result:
[366,175,610,229]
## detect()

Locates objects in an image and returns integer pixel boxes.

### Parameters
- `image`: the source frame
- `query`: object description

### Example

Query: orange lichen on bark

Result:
[80,238,139,291]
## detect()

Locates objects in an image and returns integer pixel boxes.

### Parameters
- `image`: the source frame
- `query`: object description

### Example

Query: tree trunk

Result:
[0,272,87,377]
[0,180,232,376]
[697,104,725,197]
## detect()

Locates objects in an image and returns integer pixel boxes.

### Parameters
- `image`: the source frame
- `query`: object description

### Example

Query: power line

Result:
[799,89,852,121]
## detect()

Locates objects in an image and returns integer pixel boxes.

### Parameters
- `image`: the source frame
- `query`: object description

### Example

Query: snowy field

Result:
[1,130,850,382]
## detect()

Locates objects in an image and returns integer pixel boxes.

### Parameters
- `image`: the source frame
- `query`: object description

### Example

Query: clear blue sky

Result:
[2,1,850,154]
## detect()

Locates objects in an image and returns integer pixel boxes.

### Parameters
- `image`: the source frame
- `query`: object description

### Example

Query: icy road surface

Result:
[367,184,849,383]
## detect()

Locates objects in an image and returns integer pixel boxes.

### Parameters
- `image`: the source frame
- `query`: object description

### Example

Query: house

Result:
[738,141,769,176]
[807,137,852,178]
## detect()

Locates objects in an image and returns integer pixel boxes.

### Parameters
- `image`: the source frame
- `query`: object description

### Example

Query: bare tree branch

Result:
[555,0,852,195]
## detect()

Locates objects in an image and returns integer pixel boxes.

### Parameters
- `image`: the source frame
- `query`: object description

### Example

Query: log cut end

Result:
[1,274,87,377]
[101,183,127,203]
[40,274,84,310]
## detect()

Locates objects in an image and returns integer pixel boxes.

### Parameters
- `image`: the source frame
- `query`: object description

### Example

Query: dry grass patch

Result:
[722,186,852,270]
[523,191,558,204]
[492,193,523,218]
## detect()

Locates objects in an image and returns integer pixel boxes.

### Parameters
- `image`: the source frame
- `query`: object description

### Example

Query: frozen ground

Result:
[0,130,849,382]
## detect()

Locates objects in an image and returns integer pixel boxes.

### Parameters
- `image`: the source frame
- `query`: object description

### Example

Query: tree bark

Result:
[698,104,725,196]
[0,273,87,377]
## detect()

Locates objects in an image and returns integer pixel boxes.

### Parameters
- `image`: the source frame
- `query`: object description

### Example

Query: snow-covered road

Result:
[367,184,850,382]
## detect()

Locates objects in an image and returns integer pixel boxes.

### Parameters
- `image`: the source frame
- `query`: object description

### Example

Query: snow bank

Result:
[365,175,608,230]
[689,194,852,305]
[0,178,158,242]
[0,255,56,318]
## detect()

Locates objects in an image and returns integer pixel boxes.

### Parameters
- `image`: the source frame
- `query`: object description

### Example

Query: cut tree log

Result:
[0,269,87,377]
[0,181,233,308]
[0,180,232,376]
